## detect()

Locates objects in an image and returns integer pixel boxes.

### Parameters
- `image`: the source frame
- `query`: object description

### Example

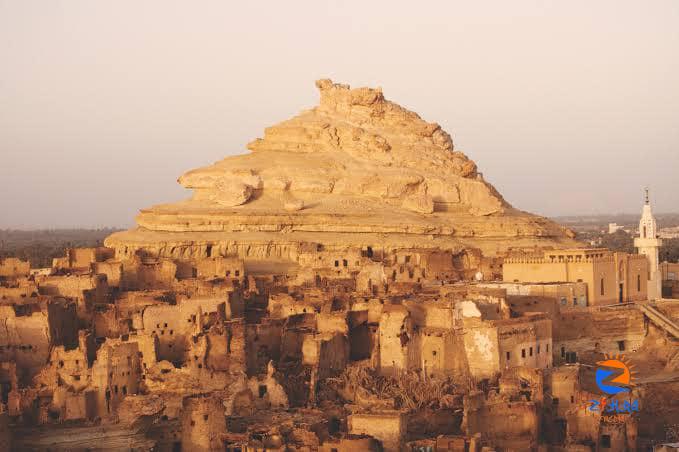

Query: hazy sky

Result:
[1,0,677,228]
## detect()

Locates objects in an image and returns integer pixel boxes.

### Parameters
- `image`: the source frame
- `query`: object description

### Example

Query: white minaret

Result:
[634,188,663,300]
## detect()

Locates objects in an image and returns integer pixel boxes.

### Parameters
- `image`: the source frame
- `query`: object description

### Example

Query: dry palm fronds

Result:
[327,364,459,411]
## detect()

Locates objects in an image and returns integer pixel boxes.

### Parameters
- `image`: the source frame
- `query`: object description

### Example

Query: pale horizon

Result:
[1,0,678,228]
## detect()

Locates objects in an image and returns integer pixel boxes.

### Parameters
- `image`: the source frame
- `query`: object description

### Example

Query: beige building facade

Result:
[503,249,648,306]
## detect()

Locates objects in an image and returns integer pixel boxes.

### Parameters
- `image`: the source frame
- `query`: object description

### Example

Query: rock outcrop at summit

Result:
[178,79,501,216]
[106,79,578,260]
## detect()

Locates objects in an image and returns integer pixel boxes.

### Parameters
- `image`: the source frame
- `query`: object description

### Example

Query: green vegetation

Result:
[661,238,679,263]
[0,229,120,268]
[600,230,634,254]
[575,229,679,264]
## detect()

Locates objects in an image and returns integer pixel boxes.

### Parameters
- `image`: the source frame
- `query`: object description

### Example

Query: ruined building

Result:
[2,80,679,451]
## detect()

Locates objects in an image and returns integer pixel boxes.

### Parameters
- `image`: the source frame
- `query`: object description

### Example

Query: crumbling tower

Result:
[634,188,663,300]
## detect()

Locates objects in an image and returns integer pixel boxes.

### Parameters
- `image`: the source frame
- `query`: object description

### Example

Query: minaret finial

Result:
[645,187,650,205]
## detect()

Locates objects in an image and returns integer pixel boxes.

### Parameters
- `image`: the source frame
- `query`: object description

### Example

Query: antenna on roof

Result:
[644,187,650,205]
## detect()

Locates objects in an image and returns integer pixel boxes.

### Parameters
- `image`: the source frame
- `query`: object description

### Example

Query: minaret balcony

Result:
[634,237,663,248]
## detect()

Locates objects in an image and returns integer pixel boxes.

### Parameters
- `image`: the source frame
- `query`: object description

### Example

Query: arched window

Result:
[637,274,641,292]
[643,226,647,238]
[600,278,605,296]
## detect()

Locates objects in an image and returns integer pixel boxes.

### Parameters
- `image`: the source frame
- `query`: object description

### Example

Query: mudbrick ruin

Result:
[2,80,678,451]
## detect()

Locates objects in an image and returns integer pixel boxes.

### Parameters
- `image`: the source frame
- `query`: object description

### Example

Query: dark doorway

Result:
[553,419,567,444]
[600,434,611,448]
[565,351,578,364]
[619,283,624,303]
[328,417,341,435]
[0,383,10,404]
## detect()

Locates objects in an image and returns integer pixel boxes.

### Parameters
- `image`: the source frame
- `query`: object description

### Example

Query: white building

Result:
[608,223,624,234]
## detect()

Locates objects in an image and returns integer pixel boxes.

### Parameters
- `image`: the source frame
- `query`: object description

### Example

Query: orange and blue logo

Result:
[595,355,634,395]
[588,354,639,415]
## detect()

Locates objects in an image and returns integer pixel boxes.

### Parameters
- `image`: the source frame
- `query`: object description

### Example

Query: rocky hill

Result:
[106,79,578,260]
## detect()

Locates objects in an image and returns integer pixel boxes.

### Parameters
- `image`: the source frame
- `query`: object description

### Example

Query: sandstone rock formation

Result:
[106,79,578,260]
